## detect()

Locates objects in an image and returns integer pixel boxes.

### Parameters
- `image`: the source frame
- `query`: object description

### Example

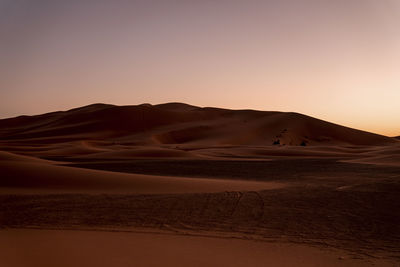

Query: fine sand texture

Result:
[1,103,399,266]
[0,229,396,267]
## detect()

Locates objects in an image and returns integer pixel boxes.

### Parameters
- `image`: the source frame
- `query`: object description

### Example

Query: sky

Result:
[0,0,399,136]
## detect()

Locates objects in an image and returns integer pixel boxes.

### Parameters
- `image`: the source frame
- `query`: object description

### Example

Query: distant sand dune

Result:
[0,103,396,147]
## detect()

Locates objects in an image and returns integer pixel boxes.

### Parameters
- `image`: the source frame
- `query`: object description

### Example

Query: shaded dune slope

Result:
[0,103,396,146]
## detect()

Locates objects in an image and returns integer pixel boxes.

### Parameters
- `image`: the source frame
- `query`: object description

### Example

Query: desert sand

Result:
[1,103,399,266]
[0,229,396,267]
[0,151,283,194]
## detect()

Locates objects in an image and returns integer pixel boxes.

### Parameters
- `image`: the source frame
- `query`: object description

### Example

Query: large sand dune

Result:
[0,103,396,146]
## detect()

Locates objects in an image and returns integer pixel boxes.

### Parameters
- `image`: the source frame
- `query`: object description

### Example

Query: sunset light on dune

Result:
[1,0,399,136]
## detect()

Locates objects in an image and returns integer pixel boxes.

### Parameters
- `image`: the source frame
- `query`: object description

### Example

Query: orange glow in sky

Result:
[1,0,399,136]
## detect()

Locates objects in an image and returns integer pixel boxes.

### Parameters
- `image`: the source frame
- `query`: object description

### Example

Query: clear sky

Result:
[1,0,399,136]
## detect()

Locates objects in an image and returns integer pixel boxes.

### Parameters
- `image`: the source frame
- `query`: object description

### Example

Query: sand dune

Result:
[0,103,396,147]
[1,102,399,167]
[0,151,283,194]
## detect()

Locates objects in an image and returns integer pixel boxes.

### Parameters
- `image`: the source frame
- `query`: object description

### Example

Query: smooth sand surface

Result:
[343,154,400,166]
[0,151,285,194]
[340,145,400,166]
[0,229,394,267]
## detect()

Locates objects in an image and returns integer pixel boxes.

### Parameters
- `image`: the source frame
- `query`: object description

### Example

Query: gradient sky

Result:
[1,0,399,136]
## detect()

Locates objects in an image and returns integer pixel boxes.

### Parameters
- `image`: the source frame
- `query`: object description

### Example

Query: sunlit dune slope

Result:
[0,103,396,146]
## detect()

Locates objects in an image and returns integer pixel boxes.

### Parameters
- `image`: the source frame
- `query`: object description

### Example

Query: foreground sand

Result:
[1,149,400,266]
[0,229,396,267]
